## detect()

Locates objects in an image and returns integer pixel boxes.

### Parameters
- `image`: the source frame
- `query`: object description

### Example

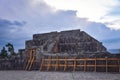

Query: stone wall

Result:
[25,29,107,54]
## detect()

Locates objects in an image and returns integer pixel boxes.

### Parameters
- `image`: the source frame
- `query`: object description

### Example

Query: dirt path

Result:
[0,71,119,80]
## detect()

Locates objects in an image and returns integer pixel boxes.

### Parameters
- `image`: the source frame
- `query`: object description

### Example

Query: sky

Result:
[0,0,120,52]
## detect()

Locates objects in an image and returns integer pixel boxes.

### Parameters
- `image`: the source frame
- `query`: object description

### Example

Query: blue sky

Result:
[0,0,120,52]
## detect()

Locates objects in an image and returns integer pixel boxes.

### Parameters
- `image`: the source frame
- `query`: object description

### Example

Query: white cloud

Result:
[42,0,120,30]
[0,0,120,50]
[105,19,120,30]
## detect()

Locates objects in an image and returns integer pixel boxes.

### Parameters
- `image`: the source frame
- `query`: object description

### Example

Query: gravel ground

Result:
[0,71,119,80]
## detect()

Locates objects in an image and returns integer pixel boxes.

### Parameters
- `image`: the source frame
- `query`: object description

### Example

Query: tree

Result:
[6,43,16,56]
[0,47,8,58]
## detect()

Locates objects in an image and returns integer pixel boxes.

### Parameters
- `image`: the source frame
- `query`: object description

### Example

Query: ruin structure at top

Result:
[25,29,107,54]
[15,29,120,71]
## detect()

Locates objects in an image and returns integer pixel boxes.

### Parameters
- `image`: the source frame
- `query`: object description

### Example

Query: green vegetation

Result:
[0,47,8,58]
[6,43,16,56]
[0,43,16,59]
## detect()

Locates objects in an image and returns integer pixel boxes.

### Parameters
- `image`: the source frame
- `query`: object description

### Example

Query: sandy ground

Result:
[0,71,120,80]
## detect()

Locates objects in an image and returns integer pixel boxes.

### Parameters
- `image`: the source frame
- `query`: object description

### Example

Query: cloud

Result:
[0,0,90,51]
[0,18,27,51]
[0,18,27,40]
[43,0,120,30]
[0,18,13,27]
[83,21,120,49]
[104,18,120,30]
[13,21,26,26]
[0,18,26,27]
[102,38,120,43]
[0,0,120,51]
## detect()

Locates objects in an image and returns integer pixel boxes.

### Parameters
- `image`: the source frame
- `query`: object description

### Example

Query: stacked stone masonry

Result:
[17,29,120,71]
[25,29,107,54]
